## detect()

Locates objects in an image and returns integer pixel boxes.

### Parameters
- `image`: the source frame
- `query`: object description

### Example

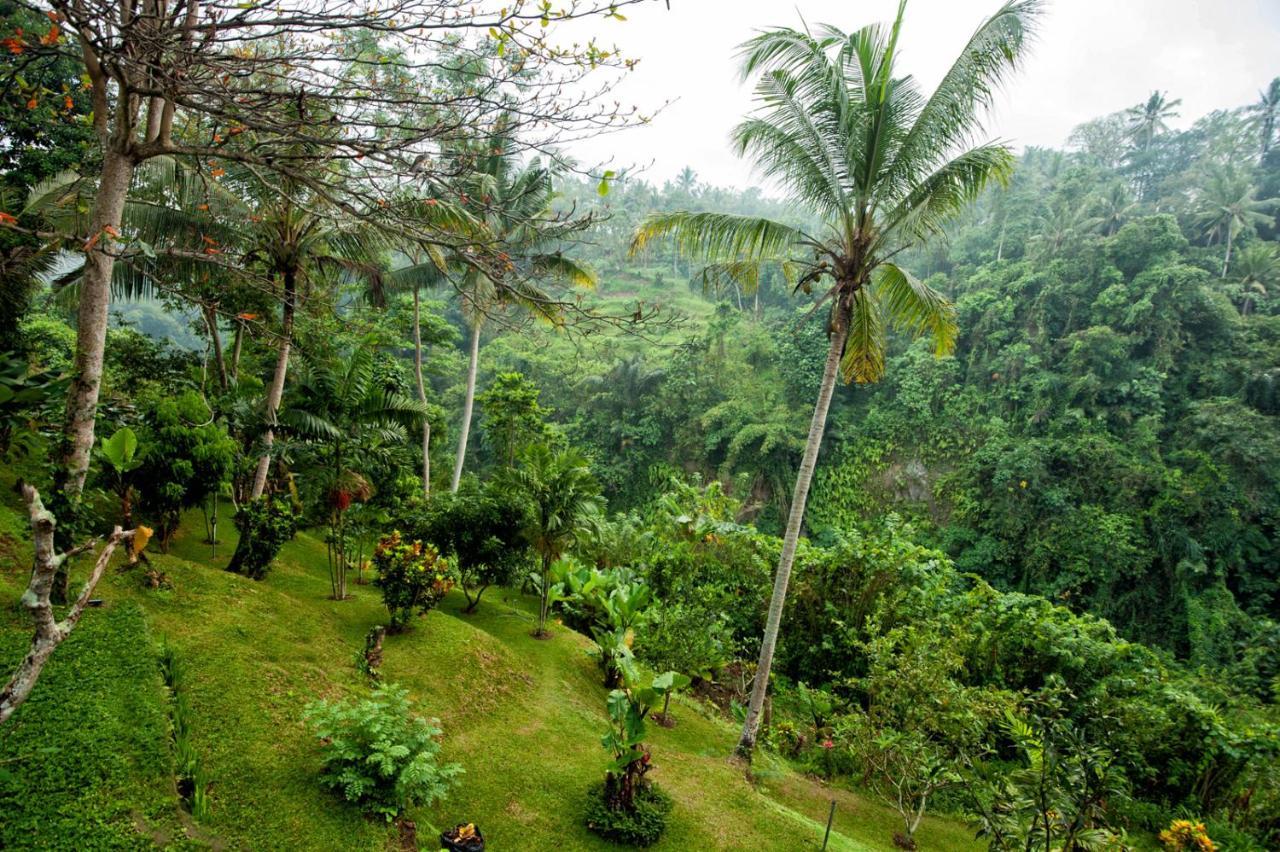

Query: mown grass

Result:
[0,502,984,850]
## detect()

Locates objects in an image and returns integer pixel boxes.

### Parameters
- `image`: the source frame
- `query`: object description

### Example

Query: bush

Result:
[404,482,528,612]
[584,781,672,847]
[226,496,298,580]
[372,531,456,631]
[303,683,462,820]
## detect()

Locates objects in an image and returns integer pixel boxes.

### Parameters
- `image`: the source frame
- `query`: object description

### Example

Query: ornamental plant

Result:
[586,644,688,846]
[303,683,462,820]
[1159,820,1217,852]
[372,531,456,632]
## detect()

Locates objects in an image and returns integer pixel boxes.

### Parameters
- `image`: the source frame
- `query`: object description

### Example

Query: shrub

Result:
[303,683,462,820]
[584,781,672,847]
[226,496,298,580]
[135,389,236,551]
[1159,819,1217,851]
[405,482,527,612]
[372,531,456,631]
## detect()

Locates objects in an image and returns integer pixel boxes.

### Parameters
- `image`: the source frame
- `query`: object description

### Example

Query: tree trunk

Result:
[1,486,135,724]
[1222,227,1235,278]
[204,304,229,391]
[58,147,135,500]
[450,320,481,492]
[736,306,851,760]
[412,284,430,499]
[251,269,296,499]
[230,320,244,380]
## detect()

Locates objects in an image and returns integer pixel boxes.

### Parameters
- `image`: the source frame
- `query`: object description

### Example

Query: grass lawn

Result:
[0,501,984,850]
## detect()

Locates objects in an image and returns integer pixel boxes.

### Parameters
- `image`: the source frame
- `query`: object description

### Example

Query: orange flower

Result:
[210,168,225,178]
[0,212,16,225]
[103,224,120,238]
[25,97,37,110]
[40,24,59,45]
[63,95,73,110]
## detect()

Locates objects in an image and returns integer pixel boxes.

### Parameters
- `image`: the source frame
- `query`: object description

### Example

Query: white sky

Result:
[566,0,1280,190]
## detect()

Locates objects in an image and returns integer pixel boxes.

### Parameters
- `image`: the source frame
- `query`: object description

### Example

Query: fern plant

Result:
[303,683,462,821]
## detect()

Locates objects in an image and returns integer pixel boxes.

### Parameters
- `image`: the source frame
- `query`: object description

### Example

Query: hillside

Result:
[0,503,980,851]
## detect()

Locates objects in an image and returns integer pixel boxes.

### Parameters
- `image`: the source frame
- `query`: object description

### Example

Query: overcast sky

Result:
[566,0,1280,190]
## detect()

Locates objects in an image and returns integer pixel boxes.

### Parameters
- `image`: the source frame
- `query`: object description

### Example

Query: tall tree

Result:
[1126,90,1182,150]
[1250,77,1280,158]
[1231,241,1278,315]
[444,126,597,491]
[1195,166,1279,277]
[631,0,1040,758]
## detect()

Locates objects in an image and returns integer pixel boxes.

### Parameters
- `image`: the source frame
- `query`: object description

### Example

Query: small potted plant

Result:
[440,822,484,851]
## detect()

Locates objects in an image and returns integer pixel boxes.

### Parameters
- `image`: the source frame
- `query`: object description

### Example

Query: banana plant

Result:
[97,426,143,528]
[589,582,654,688]
[600,648,689,814]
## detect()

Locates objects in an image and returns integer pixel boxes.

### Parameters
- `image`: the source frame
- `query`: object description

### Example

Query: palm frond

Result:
[630,211,804,262]
[872,262,957,356]
[841,288,885,384]
[888,0,1042,188]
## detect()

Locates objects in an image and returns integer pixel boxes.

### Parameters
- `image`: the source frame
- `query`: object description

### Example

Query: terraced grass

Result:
[0,503,984,850]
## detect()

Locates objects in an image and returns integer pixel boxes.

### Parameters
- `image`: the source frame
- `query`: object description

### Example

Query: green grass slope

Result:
[0,504,982,851]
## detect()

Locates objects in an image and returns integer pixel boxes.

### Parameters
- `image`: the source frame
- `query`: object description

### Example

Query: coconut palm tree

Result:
[442,127,597,492]
[1232,242,1279,315]
[1195,166,1280,278]
[1126,90,1182,151]
[1095,182,1138,237]
[501,444,602,637]
[631,0,1041,758]
[1250,78,1280,158]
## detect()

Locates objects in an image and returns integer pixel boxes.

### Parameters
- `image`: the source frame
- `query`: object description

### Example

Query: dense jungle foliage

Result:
[1,0,1278,848]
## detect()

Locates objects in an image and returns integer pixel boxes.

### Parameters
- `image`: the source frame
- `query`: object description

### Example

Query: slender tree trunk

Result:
[736,305,851,760]
[251,270,296,499]
[1222,227,1235,278]
[412,285,430,499]
[203,304,229,391]
[58,147,135,500]
[450,321,481,492]
[230,320,244,380]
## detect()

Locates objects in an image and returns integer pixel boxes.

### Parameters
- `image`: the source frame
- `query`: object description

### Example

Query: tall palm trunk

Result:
[58,147,135,501]
[1222,227,1235,278]
[230,320,244,380]
[450,320,481,492]
[736,302,851,759]
[251,269,296,499]
[412,284,431,498]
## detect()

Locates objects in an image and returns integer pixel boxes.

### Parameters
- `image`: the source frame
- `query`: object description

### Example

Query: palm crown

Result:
[633,0,1040,384]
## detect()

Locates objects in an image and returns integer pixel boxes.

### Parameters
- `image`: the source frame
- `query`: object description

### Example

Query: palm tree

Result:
[1195,166,1280,278]
[1029,197,1104,259]
[631,0,1040,759]
[1126,90,1182,150]
[501,444,602,637]
[1095,182,1137,237]
[282,345,427,600]
[442,127,597,492]
[1250,78,1280,158]
[1232,242,1279,315]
